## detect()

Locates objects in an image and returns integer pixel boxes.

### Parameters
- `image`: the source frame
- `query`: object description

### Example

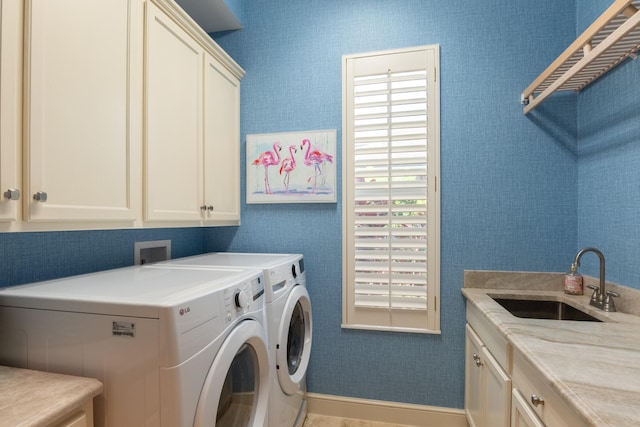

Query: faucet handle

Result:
[586,284,599,295]
[604,290,620,312]
[586,284,600,303]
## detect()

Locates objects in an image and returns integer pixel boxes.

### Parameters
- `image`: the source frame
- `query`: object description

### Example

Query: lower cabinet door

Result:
[512,389,545,427]
[483,345,511,427]
[465,325,484,427]
[465,324,511,427]
[56,411,87,427]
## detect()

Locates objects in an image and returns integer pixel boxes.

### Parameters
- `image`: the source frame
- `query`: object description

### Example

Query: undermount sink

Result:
[492,297,602,322]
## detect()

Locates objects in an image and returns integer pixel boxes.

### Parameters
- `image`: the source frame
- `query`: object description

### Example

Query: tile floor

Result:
[302,414,414,427]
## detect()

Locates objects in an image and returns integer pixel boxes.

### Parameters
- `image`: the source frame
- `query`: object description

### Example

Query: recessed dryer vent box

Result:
[134,240,171,265]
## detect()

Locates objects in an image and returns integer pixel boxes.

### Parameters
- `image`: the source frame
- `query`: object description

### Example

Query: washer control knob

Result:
[234,290,251,310]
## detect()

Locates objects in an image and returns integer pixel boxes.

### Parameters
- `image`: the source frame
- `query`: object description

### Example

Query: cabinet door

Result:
[0,0,22,222]
[465,325,484,427]
[55,411,87,427]
[144,2,203,221]
[203,53,240,223]
[466,324,511,427]
[483,346,511,427]
[24,0,141,222]
[512,389,545,427]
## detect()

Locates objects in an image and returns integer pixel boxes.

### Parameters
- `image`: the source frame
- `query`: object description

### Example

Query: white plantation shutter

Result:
[342,46,440,333]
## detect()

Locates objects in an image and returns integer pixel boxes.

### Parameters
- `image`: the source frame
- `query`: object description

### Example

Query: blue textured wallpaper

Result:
[4,0,635,413]
[0,228,205,287]
[207,0,579,409]
[576,0,640,286]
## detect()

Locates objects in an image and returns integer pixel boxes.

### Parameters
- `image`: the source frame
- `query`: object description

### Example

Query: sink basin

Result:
[492,298,602,322]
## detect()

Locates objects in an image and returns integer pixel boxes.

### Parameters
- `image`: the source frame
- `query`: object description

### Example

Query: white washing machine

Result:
[0,264,270,427]
[157,253,312,427]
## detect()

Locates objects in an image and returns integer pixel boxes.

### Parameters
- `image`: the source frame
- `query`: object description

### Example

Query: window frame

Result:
[341,45,441,334]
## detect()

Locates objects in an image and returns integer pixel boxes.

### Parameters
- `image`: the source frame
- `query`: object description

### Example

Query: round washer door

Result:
[276,284,312,395]
[194,319,269,427]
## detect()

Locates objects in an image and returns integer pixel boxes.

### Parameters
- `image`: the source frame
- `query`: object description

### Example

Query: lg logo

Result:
[179,307,191,316]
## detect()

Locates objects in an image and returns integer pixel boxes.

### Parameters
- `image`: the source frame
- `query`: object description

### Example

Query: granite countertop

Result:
[462,270,640,427]
[0,366,103,427]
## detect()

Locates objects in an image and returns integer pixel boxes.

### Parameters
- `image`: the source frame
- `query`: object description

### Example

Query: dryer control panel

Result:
[268,260,306,301]
[223,276,265,323]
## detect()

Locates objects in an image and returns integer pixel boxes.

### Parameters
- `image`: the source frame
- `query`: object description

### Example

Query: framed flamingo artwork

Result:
[246,129,337,203]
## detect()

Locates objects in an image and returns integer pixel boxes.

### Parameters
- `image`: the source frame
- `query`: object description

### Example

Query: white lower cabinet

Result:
[465,324,484,426]
[466,303,590,427]
[512,350,588,427]
[465,324,511,427]
[54,399,94,427]
[511,389,545,427]
[484,343,511,427]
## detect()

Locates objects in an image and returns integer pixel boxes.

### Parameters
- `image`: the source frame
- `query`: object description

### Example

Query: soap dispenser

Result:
[564,263,583,295]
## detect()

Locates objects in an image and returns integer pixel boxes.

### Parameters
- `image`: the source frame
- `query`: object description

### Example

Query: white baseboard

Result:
[306,393,468,427]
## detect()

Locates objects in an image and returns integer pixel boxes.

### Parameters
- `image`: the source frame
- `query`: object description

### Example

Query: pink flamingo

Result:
[279,145,297,192]
[252,142,282,194]
[301,139,333,192]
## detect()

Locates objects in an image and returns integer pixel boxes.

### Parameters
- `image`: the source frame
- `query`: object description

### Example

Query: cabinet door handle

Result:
[33,191,48,202]
[4,188,20,200]
[472,352,483,367]
[531,394,545,407]
[207,205,214,211]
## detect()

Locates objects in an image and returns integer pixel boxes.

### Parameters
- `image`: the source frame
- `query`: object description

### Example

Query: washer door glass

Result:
[287,301,305,375]
[276,285,312,395]
[194,320,269,427]
[217,344,257,426]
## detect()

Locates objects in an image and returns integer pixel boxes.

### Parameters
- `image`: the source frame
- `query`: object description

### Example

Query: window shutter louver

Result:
[353,69,429,312]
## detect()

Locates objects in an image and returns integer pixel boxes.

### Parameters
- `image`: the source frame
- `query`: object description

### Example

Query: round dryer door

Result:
[276,285,312,395]
[194,320,269,427]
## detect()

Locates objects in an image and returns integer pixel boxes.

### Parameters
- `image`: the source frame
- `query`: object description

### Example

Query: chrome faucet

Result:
[573,247,619,312]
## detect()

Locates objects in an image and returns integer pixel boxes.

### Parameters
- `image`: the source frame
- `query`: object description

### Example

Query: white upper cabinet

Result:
[144,1,204,222]
[0,0,242,230]
[23,0,142,222]
[203,52,241,223]
[144,1,243,225]
[0,0,22,222]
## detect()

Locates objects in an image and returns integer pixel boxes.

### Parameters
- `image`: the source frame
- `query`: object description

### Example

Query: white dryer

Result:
[0,264,270,427]
[158,253,313,427]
